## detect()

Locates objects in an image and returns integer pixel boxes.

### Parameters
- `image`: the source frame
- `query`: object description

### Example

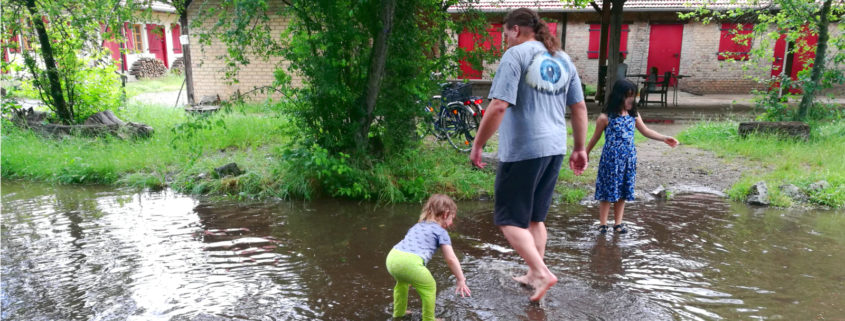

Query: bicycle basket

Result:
[442,82,473,103]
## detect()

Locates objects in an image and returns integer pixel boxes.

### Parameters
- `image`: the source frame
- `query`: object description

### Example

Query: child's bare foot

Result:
[529,272,558,302]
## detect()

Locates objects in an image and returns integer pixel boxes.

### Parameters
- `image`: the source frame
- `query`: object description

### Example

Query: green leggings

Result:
[385,248,437,321]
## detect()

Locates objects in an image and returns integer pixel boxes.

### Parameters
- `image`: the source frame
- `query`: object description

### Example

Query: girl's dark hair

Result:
[504,8,560,54]
[605,79,639,117]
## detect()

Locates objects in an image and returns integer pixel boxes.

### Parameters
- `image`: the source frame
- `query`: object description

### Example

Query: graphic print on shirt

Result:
[525,52,570,94]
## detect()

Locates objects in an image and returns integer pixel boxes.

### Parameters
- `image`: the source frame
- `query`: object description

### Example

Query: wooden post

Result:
[179,1,195,105]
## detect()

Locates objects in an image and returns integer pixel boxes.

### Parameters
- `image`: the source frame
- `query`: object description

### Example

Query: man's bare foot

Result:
[529,273,558,302]
[513,274,531,286]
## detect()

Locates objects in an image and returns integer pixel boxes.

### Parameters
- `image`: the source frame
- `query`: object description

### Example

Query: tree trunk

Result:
[25,0,71,123]
[595,0,611,102]
[179,0,196,105]
[604,0,625,103]
[797,0,831,120]
[356,0,395,152]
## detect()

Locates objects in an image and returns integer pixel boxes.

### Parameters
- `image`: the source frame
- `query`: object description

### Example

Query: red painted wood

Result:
[458,24,503,79]
[646,24,683,86]
[124,22,135,52]
[146,24,168,68]
[718,23,753,60]
[771,26,818,94]
[171,24,182,53]
[587,24,630,59]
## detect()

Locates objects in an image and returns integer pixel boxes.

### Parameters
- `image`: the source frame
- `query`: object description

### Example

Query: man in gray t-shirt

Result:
[469,8,588,303]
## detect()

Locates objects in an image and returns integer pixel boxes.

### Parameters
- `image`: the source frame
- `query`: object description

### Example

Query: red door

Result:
[458,24,503,79]
[146,24,168,68]
[646,24,683,86]
[771,27,818,93]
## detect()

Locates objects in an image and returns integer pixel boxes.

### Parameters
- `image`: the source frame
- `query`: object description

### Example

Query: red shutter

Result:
[458,24,503,79]
[587,25,601,59]
[8,34,20,53]
[458,30,480,79]
[588,24,629,59]
[718,23,753,60]
[124,22,134,51]
[171,24,182,53]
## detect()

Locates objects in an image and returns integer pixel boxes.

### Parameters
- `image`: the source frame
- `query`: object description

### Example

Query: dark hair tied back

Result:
[504,8,560,54]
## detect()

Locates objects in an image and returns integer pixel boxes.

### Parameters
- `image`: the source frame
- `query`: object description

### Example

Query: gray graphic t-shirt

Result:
[393,221,451,265]
[488,40,584,162]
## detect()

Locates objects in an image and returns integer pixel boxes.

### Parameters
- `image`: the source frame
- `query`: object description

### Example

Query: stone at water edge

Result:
[746,181,770,206]
[779,184,808,203]
[650,185,672,200]
[215,162,243,177]
[808,180,831,192]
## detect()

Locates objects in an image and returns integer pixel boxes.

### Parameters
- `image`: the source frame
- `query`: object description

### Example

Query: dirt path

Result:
[585,123,747,202]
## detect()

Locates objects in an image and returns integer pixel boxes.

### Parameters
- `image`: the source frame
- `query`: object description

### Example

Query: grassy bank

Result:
[677,120,845,208]
[1,100,600,203]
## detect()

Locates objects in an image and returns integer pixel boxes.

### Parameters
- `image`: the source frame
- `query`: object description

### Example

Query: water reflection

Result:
[2,181,844,320]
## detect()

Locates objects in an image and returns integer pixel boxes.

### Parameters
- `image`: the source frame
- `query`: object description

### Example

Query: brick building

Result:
[183,0,842,101]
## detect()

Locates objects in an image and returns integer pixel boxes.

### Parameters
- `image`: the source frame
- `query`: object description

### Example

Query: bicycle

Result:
[419,82,485,152]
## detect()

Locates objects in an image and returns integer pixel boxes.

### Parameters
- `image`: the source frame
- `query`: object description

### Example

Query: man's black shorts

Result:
[494,154,563,228]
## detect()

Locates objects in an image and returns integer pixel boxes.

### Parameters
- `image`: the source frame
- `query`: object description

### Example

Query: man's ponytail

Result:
[504,8,560,54]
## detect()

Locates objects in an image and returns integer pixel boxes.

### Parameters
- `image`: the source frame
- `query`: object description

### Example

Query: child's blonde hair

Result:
[419,194,457,223]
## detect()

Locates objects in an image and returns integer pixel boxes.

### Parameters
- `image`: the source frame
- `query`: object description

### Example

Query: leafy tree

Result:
[1,0,146,124]
[192,0,509,157]
[680,0,845,121]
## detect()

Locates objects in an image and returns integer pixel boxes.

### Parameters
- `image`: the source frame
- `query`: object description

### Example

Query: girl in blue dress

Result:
[586,80,679,234]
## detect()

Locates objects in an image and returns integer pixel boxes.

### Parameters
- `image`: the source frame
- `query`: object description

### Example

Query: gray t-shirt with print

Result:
[393,221,451,265]
[488,40,584,162]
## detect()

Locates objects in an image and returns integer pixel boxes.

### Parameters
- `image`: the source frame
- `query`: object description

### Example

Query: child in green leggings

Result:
[386,194,471,320]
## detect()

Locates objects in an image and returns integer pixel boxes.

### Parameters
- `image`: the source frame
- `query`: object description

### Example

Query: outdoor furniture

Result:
[640,71,671,107]
[672,74,690,107]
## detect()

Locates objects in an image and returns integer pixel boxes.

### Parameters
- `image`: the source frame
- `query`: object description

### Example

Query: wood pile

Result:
[170,57,185,75]
[129,57,167,79]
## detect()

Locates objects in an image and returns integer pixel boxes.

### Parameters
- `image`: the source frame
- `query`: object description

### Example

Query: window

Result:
[171,24,182,53]
[587,24,629,59]
[133,24,144,51]
[718,23,753,60]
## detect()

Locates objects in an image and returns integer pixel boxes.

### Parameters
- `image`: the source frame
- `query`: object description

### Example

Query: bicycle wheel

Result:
[444,104,476,152]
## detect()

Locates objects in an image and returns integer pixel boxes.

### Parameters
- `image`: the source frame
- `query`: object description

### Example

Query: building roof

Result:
[447,0,764,13]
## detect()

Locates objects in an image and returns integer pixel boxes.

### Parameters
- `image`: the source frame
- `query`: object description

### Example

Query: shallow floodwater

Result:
[2,181,844,321]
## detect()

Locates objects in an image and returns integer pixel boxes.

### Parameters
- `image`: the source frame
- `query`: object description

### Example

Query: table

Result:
[672,75,690,107]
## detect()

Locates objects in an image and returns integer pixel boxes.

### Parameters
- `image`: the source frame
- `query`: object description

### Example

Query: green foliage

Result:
[1,0,146,124]
[679,0,845,121]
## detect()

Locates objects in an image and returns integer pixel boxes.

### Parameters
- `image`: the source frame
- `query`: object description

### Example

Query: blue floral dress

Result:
[595,114,637,202]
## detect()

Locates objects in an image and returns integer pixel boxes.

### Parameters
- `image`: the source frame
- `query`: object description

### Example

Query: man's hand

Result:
[470,146,486,169]
[569,150,588,176]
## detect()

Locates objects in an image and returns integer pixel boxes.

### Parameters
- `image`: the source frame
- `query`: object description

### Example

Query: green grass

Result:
[1,99,610,203]
[2,102,286,188]
[677,120,845,207]
[125,74,185,97]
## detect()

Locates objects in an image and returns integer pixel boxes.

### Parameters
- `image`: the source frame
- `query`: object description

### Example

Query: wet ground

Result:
[2,181,844,320]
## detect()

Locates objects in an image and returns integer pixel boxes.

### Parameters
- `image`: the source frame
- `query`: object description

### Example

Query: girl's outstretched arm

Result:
[634,116,679,147]
[586,113,609,159]
[441,245,471,297]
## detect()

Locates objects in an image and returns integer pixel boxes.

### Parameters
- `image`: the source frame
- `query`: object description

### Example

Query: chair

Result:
[640,71,671,107]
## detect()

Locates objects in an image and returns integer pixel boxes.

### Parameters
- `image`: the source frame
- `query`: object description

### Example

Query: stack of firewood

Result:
[129,57,167,79]
[170,57,185,75]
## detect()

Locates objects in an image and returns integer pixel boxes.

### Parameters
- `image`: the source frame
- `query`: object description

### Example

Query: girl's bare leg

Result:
[599,201,612,226]
[613,200,626,225]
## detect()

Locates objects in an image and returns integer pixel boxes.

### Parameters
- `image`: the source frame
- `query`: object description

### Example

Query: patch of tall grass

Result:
[678,120,845,207]
[1,102,286,188]
[125,74,185,97]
